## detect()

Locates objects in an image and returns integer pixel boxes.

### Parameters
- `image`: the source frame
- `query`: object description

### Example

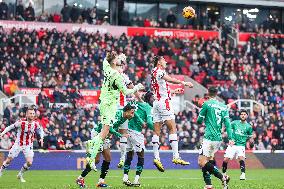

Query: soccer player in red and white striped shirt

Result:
[0,107,44,182]
[151,56,193,172]
[116,54,143,169]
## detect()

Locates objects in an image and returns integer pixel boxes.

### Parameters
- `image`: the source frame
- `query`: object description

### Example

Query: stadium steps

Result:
[184,76,224,103]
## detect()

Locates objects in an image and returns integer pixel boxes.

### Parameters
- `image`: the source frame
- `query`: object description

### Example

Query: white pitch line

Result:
[27,174,259,180]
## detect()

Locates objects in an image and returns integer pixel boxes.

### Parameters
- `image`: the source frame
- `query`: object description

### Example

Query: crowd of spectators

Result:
[1,0,283,33]
[0,23,283,151]
[236,17,282,34]
[0,1,107,25]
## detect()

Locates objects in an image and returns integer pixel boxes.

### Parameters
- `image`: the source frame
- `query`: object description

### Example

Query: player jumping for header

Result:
[87,51,144,164]
[151,55,193,172]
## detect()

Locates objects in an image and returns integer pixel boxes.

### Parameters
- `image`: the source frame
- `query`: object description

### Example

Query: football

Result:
[182,6,196,19]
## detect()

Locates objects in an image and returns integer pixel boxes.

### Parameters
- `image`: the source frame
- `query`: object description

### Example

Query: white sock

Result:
[123,174,128,181]
[120,137,127,162]
[98,178,104,183]
[1,162,9,172]
[134,175,140,183]
[169,134,179,159]
[78,175,83,179]
[19,163,30,175]
[152,135,160,160]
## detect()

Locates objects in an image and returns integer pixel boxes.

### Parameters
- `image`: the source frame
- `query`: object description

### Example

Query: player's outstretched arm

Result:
[109,127,122,138]
[0,121,20,137]
[115,74,144,95]
[128,83,143,102]
[162,74,193,88]
[223,111,234,145]
[37,125,45,147]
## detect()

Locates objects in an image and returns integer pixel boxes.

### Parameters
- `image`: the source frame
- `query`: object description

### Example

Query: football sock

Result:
[0,162,9,172]
[204,162,223,180]
[81,163,92,177]
[152,135,160,160]
[209,159,216,166]
[124,153,133,175]
[222,161,228,173]
[119,137,127,162]
[239,160,245,173]
[202,167,212,185]
[100,160,110,179]
[19,163,31,175]
[136,157,144,176]
[169,134,179,159]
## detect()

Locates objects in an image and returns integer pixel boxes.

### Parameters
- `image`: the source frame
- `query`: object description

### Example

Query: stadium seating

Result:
[0,25,283,151]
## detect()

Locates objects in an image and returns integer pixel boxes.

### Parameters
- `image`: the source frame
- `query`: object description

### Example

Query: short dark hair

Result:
[208,87,218,97]
[144,91,154,104]
[153,55,162,67]
[123,103,136,112]
[240,109,248,115]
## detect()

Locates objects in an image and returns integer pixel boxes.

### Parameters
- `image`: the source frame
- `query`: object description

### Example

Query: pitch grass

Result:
[0,169,283,189]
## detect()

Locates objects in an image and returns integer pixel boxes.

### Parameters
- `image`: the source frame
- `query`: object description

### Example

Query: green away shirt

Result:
[128,102,154,132]
[231,120,253,147]
[197,98,232,141]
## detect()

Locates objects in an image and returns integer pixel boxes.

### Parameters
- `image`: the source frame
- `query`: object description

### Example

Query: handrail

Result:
[227,99,265,116]
[184,100,201,111]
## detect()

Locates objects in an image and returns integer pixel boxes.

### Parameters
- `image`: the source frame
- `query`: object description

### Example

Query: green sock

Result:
[90,135,103,159]
[202,167,212,185]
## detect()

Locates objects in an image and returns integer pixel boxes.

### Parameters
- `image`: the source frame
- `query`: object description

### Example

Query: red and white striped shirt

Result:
[119,73,132,107]
[1,119,44,147]
[151,67,171,101]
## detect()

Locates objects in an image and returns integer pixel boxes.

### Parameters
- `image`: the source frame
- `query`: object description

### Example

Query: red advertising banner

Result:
[19,88,101,105]
[0,20,126,37]
[239,32,284,42]
[0,20,219,40]
[127,27,219,40]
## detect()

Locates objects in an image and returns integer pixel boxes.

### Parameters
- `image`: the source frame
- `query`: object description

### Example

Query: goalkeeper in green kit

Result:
[197,87,233,189]
[87,51,144,164]
[122,91,154,187]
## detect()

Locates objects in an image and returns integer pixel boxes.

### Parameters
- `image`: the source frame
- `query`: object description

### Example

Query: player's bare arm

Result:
[162,74,193,87]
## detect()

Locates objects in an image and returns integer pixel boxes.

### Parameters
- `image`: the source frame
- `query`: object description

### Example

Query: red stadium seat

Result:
[152,47,159,55]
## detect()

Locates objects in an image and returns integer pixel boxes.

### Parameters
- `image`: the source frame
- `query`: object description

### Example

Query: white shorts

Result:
[199,139,222,158]
[126,129,145,153]
[153,99,175,123]
[119,120,129,130]
[8,144,34,159]
[224,145,246,159]
[99,139,111,152]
